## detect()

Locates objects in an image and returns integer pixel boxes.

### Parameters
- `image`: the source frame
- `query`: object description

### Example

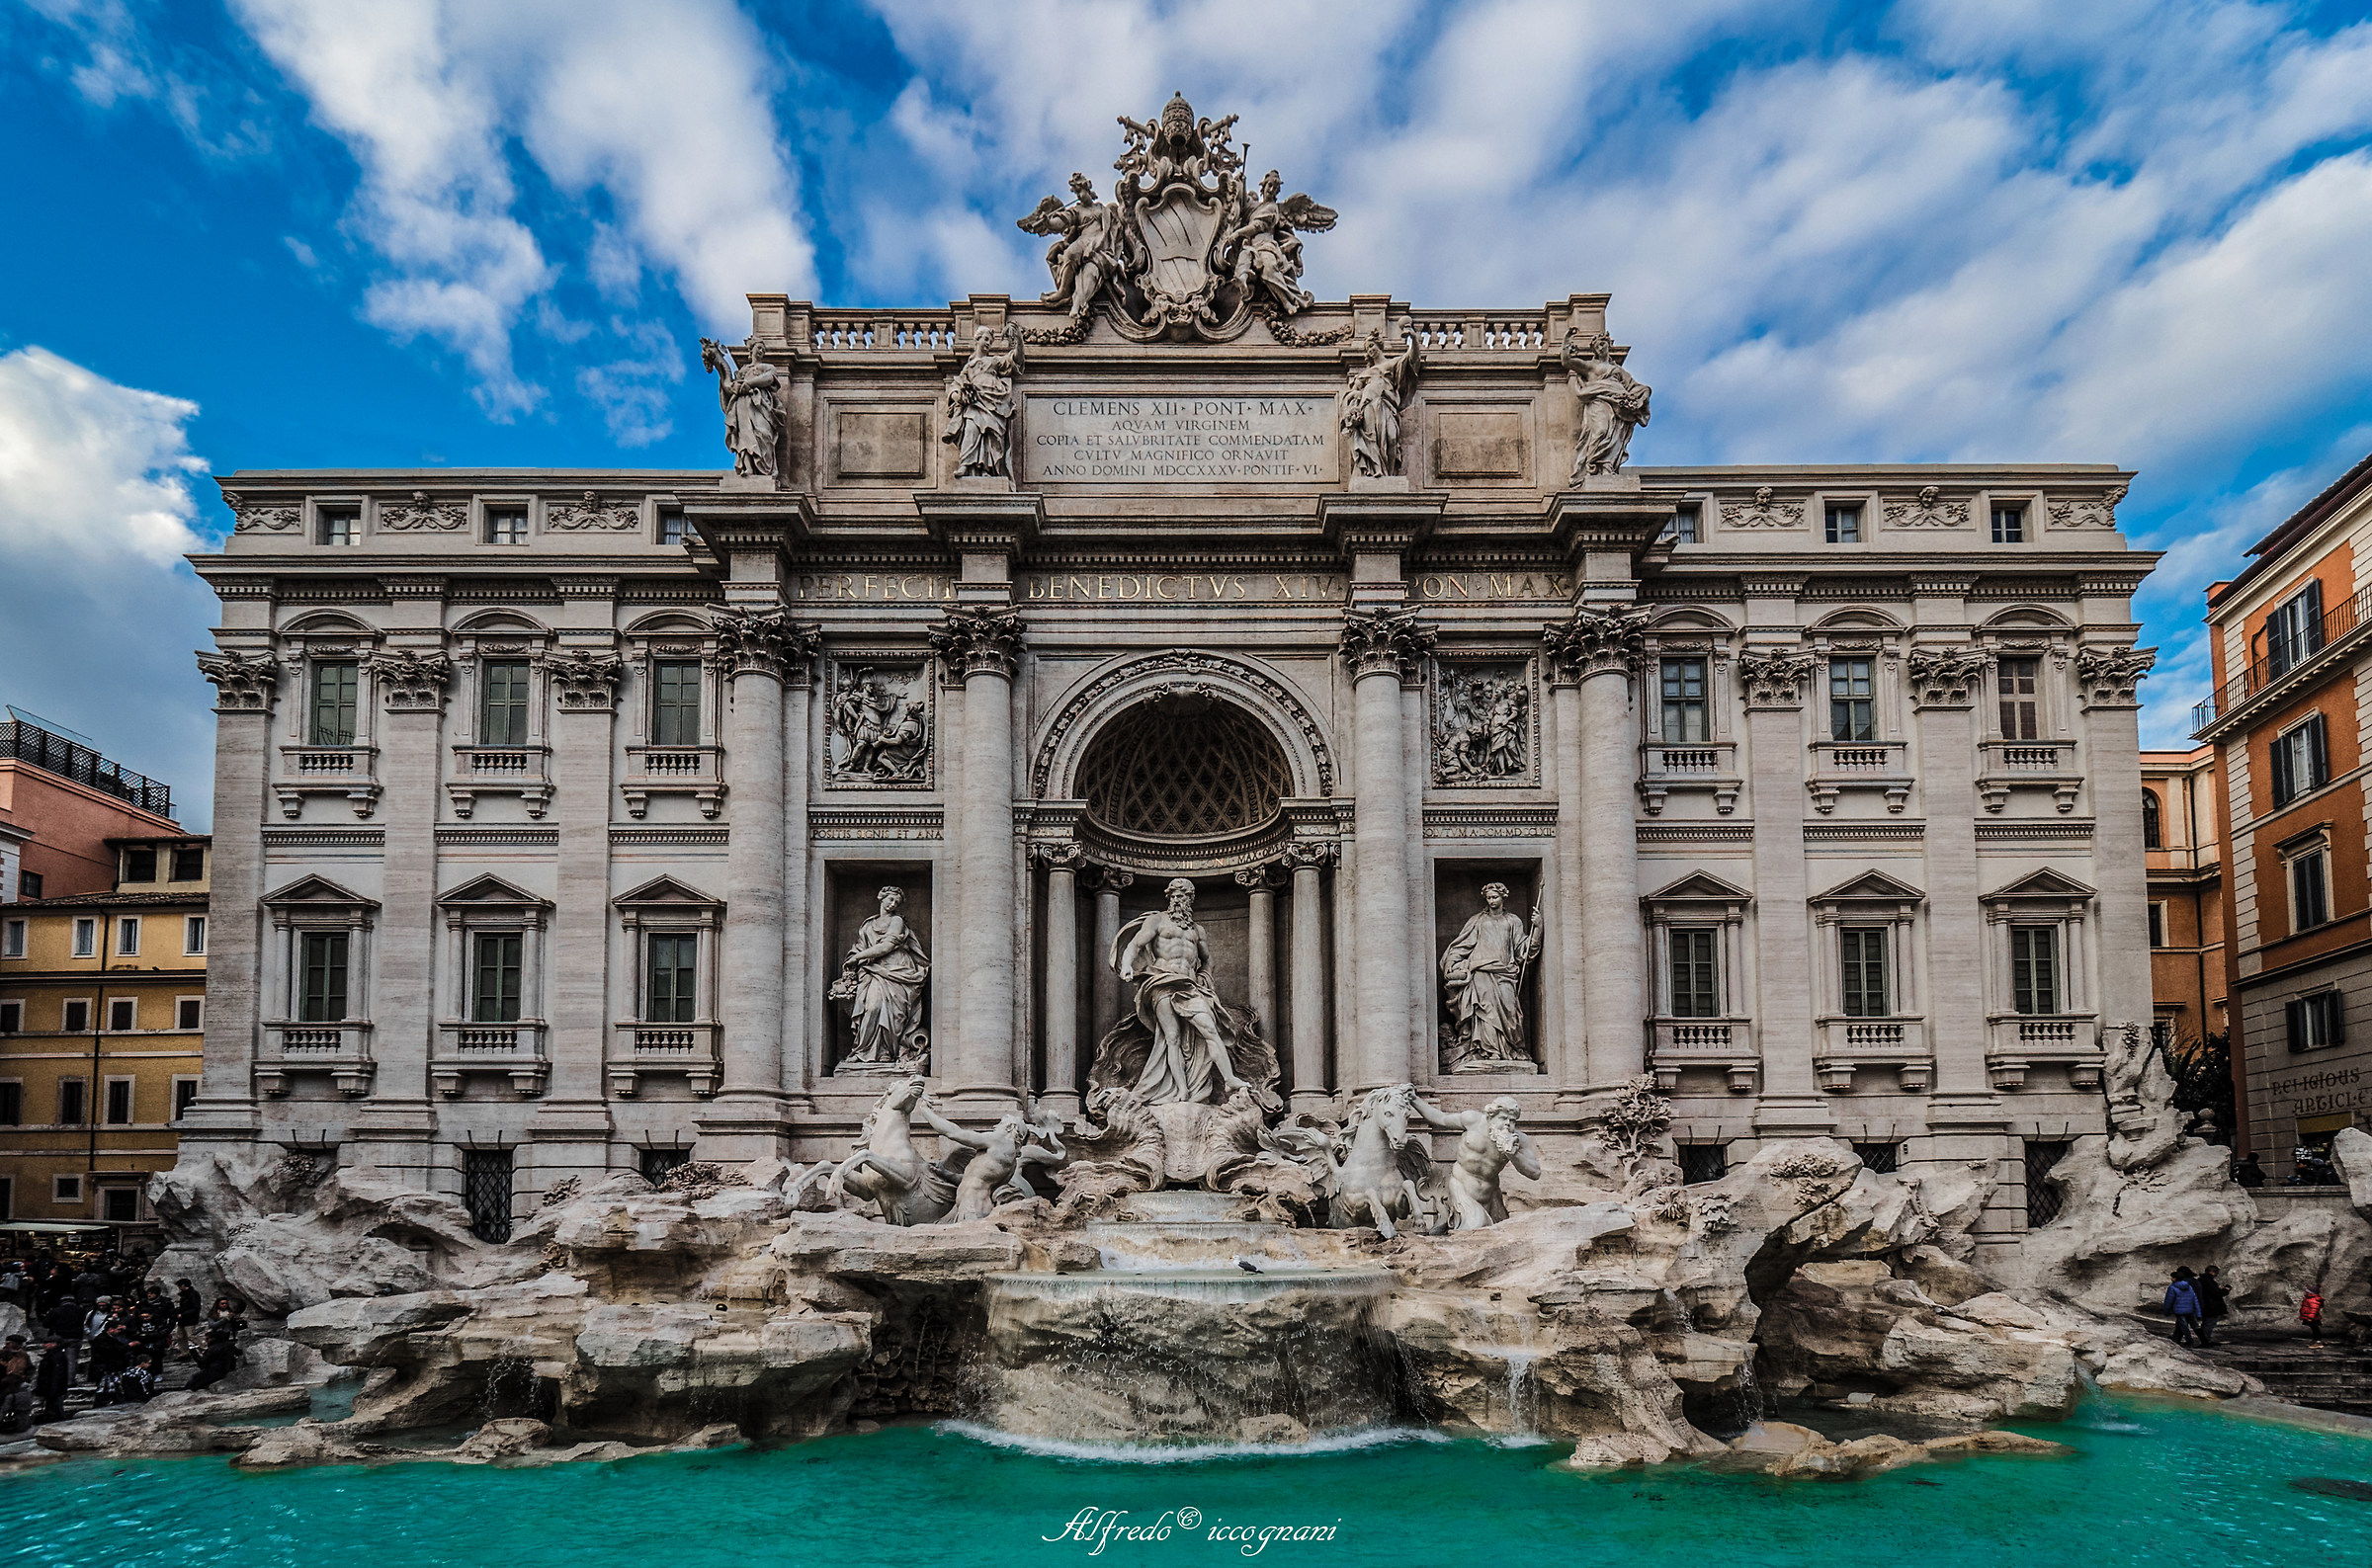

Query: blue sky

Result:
[4,0,2372,830]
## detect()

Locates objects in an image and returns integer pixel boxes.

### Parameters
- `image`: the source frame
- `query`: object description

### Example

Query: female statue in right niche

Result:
[1440,881,1542,1072]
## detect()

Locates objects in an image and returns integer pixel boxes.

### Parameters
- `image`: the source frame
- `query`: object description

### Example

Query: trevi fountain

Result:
[9,98,2372,1568]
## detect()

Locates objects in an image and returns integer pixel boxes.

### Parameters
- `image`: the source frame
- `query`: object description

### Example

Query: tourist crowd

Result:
[0,1251,248,1433]
[2162,1264,2335,1350]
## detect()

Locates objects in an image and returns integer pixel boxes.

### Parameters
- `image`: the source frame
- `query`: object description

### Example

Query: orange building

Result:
[2194,448,2372,1173]
[2141,747,2226,1058]
[1,707,180,901]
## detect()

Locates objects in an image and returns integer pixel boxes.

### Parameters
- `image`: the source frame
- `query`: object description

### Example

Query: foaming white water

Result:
[934,1422,1452,1464]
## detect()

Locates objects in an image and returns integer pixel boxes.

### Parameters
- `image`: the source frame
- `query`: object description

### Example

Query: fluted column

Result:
[705,608,816,1152]
[1237,865,1279,1044]
[1286,843,1334,1112]
[1091,867,1133,1044]
[1037,844,1085,1118]
[931,607,1026,1108]
[1341,608,1434,1092]
[1548,679,1586,1091]
[1546,606,1649,1091]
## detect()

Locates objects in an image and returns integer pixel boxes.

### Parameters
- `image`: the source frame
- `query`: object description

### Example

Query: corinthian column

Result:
[1907,645,1996,1109]
[1545,605,1650,1091]
[1736,646,1826,1129]
[1340,607,1434,1092]
[1090,867,1133,1044]
[188,649,279,1142]
[1035,843,1085,1118]
[706,608,818,1153]
[930,606,1026,1109]
[1284,842,1334,1112]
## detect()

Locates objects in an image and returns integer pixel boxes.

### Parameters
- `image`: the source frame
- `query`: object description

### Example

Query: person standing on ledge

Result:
[2164,1267,2203,1346]
[2301,1288,2326,1345]
[2195,1266,2230,1347]
[2233,1152,2266,1188]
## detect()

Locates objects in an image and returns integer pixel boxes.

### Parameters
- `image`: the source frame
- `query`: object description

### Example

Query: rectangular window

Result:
[310,661,359,746]
[2010,925,2060,1015]
[72,918,97,958]
[177,997,203,1031]
[107,998,135,1032]
[2148,902,2167,949]
[104,1078,133,1125]
[2,919,23,957]
[2286,991,2345,1053]
[57,1078,85,1126]
[658,509,689,547]
[2025,1139,2073,1227]
[173,1077,200,1120]
[472,932,524,1024]
[171,846,206,881]
[2268,714,2330,805]
[483,505,528,545]
[1829,658,1877,742]
[1996,657,2041,740]
[1840,927,1890,1017]
[1824,504,1862,543]
[185,915,207,954]
[62,999,89,1032]
[1659,658,1709,743]
[1852,1141,1902,1175]
[0,1081,19,1123]
[53,1174,82,1203]
[1991,504,2026,544]
[479,660,532,745]
[100,1187,139,1222]
[1668,929,1721,1018]
[122,847,157,882]
[2264,581,2326,678]
[465,1148,514,1244]
[299,932,350,1023]
[1676,1143,1728,1185]
[116,917,139,956]
[639,1146,690,1186]
[0,1002,18,1033]
[18,871,41,900]
[652,661,702,746]
[2291,849,2330,931]
[316,505,360,545]
[646,933,698,1023]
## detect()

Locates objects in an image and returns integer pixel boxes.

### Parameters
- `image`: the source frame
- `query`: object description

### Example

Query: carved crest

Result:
[1016,95,1337,344]
[1884,485,1966,530]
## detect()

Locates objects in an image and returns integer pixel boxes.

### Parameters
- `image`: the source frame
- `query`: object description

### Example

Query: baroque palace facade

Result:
[181,105,2159,1262]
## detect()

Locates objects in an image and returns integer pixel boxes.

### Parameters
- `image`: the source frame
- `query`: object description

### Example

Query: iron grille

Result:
[464,1149,515,1243]
[1676,1142,1728,1185]
[640,1147,690,1186]
[1851,1140,1902,1175]
[2024,1139,2073,1228]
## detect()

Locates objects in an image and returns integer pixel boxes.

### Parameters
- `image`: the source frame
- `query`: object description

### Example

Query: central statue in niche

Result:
[1095,877,1281,1112]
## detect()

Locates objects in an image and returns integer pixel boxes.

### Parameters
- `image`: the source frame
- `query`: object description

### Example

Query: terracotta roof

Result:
[2226,445,2372,598]
[15,890,210,908]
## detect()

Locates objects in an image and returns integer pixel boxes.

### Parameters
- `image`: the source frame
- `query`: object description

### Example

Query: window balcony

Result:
[273,745,381,819]
[1813,1017,1931,1092]
[1983,1014,2100,1091]
[608,1020,720,1097]
[1976,740,2081,815]
[1638,741,1741,816]
[1647,1017,1759,1093]
[1806,740,1911,815]
[621,745,726,819]
[447,744,553,819]
[432,1020,550,1098]
[257,1019,375,1097]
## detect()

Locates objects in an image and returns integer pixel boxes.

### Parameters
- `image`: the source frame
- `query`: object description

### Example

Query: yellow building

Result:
[0,834,209,1236]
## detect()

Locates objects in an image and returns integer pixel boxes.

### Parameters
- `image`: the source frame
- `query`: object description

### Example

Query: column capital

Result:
[197,649,279,711]
[544,649,625,712]
[368,648,453,712]
[711,606,822,686]
[1736,646,1821,708]
[1906,644,1993,708]
[1281,841,1337,871]
[1086,866,1135,892]
[1543,603,1648,684]
[2075,644,2156,709]
[1339,605,1435,682]
[1031,842,1087,871]
[929,605,1025,680]
[1233,864,1284,890]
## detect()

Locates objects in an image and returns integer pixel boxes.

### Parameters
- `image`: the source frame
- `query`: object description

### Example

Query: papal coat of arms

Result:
[1017,94,1337,344]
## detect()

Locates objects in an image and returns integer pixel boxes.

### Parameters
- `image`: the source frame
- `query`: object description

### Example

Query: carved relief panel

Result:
[825,657,935,787]
[1428,654,1538,787]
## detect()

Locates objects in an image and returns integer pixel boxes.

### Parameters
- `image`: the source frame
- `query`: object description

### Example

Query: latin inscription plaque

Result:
[1023,394,1337,485]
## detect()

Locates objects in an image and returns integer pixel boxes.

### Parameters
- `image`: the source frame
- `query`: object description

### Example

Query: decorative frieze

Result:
[1421,805,1558,839]
[1430,656,1536,785]
[197,649,279,710]
[809,807,944,842]
[928,606,1025,680]
[711,607,822,685]
[1338,605,1434,682]
[221,490,299,534]
[1542,604,1647,682]
[1719,486,1803,530]
[1906,646,1993,708]
[2074,645,2156,708]
[2047,487,2126,532]
[379,491,466,533]
[548,490,639,531]
[1883,486,1966,530]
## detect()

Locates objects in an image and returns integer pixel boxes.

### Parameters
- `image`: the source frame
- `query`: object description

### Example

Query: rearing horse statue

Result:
[1325,1083,1436,1239]
[826,1075,956,1226]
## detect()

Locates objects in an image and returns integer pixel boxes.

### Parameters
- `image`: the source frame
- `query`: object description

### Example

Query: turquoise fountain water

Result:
[7,1394,2369,1568]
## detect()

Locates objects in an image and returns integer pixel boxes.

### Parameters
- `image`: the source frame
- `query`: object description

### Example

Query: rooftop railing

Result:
[0,716,173,819]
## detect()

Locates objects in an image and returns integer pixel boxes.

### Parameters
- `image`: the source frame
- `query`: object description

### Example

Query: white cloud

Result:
[20,0,273,156]
[0,347,221,827]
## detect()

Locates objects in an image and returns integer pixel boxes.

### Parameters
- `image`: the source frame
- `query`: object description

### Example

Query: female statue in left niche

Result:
[830,885,931,1071]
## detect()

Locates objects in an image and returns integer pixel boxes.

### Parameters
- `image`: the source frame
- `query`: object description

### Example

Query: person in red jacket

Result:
[2301,1289,2326,1344]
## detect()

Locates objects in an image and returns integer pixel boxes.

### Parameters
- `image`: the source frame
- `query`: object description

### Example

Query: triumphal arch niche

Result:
[195,93,2156,1257]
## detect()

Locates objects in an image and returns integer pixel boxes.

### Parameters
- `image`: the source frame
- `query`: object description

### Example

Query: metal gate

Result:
[2024,1139,2073,1228]
[465,1148,514,1243]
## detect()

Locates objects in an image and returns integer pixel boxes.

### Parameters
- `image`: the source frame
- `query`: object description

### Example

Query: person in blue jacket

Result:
[2165,1266,2204,1346]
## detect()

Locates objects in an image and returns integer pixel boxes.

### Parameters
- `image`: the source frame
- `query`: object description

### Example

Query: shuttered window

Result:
[472,932,523,1023]
[2010,925,2059,1015]
[479,660,531,744]
[1997,657,2040,740]
[652,661,702,745]
[1840,927,1889,1017]
[310,661,359,745]
[1668,930,1720,1018]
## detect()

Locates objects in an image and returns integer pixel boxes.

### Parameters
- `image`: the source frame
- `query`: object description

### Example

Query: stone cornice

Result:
[1318,492,1442,555]
[915,490,1044,556]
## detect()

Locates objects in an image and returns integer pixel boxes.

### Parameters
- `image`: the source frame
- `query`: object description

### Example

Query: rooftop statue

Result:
[1016,93,1336,344]
[941,326,1023,479]
[1337,328,1421,478]
[1563,328,1652,480]
[699,337,781,480]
